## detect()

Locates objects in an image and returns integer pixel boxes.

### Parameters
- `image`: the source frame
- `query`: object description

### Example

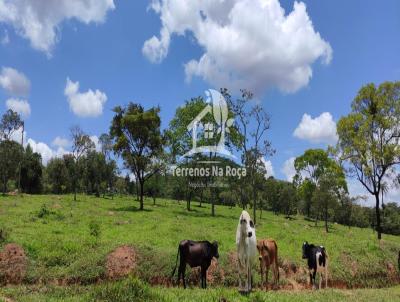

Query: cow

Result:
[236,210,257,293]
[302,241,328,289]
[171,240,219,289]
[257,239,279,290]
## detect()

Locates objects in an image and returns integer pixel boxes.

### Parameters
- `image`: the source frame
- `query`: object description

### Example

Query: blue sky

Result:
[0,0,399,203]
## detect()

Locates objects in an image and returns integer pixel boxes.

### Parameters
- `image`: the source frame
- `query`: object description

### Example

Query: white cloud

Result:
[26,138,55,164]
[281,157,296,182]
[52,136,70,149]
[293,112,338,144]
[64,78,107,117]
[144,0,332,94]
[9,126,26,143]
[90,135,101,151]
[0,0,115,55]
[0,67,30,96]
[26,138,69,165]
[6,98,31,118]
[259,157,274,178]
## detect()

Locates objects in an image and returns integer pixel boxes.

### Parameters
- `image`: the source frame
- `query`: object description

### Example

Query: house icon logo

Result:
[182,89,236,159]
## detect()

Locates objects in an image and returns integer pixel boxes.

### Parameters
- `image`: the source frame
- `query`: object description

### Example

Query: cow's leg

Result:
[247,264,251,292]
[325,266,328,288]
[309,270,313,287]
[312,270,317,289]
[265,265,269,290]
[203,268,207,289]
[179,264,186,289]
[319,272,322,289]
[259,259,264,289]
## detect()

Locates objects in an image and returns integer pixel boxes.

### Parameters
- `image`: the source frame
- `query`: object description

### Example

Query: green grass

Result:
[0,194,399,301]
[1,278,400,302]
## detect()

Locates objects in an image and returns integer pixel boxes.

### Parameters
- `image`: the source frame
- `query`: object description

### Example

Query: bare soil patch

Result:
[105,245,136,280]
[0,243,27,285]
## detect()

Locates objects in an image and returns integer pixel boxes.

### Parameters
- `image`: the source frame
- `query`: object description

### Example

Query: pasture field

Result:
[0,194,399,301]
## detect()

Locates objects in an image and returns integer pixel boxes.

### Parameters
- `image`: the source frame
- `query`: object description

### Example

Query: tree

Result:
[294,149,347,231]
[110,103,164,210]
[70,126,95,201]
[0,140,24,193]
[20,144,43,194]
[166,96,240,215]
[45,158,69,194]
[0,109,23,141]
[336,81,400,240]
[224,89,274,224]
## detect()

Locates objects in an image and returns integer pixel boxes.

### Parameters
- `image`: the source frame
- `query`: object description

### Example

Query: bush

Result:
[89,221,101,238]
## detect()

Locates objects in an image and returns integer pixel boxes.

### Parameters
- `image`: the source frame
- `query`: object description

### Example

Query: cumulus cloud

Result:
[293,112,338,144]
[0,0,115,55]
[259,157,274,178]
[6,98,31,118]
[52,136,70,149]
[0,67,30,96]
[281,157,296,182]
[90,135,101,151]
[64,78,107,117]
[26,138,55,164]
[144,0,332,94]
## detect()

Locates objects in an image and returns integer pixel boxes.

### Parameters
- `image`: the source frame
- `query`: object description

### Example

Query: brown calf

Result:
[257,239,279,290]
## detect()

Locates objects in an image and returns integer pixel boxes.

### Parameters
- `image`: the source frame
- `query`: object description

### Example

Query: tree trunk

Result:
[74,185,77,201]
[187,191,191,211]
[2,176,6,194]
[325,207,329,233]
[375,193,382,240]
[253,189,257,224]
[136,182,140,201]
[139,180,144,210]
[211,188,215,216]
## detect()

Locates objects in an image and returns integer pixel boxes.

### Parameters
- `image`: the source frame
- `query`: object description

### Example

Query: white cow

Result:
[236,210,257,292]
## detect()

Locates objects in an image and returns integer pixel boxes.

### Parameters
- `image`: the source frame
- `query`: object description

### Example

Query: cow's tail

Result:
[171,246,180,279]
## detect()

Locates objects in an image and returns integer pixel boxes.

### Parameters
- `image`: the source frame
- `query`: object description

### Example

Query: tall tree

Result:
[294,149,347,231]
[20,144,43,194]
[336,81,400,239]
[224,89,274,224]
[70,126,95,201]
[0,109,23,141]
[110,103,164,210]
[0,140,23,193]
[46,157,69,194]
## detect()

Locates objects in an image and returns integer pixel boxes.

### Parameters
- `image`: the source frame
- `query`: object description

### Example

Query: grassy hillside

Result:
[0,194,399,296]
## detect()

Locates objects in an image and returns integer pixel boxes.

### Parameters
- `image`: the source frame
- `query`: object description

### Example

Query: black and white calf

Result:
[302,242,328,289]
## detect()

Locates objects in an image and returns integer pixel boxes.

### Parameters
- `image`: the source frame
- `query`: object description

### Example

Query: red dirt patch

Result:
[105,245,136,280]
[0,243,27,285]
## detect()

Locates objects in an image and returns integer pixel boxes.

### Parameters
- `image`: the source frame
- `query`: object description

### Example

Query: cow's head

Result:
[256,240,264,261]
[211,241,219,259]
[239,211,254,238]
[302,241,309,259]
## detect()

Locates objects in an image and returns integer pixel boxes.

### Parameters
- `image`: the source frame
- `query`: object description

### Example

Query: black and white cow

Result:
[302,242,328,289]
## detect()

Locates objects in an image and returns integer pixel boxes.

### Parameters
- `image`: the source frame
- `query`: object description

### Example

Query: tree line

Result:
[1,82,399,239]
